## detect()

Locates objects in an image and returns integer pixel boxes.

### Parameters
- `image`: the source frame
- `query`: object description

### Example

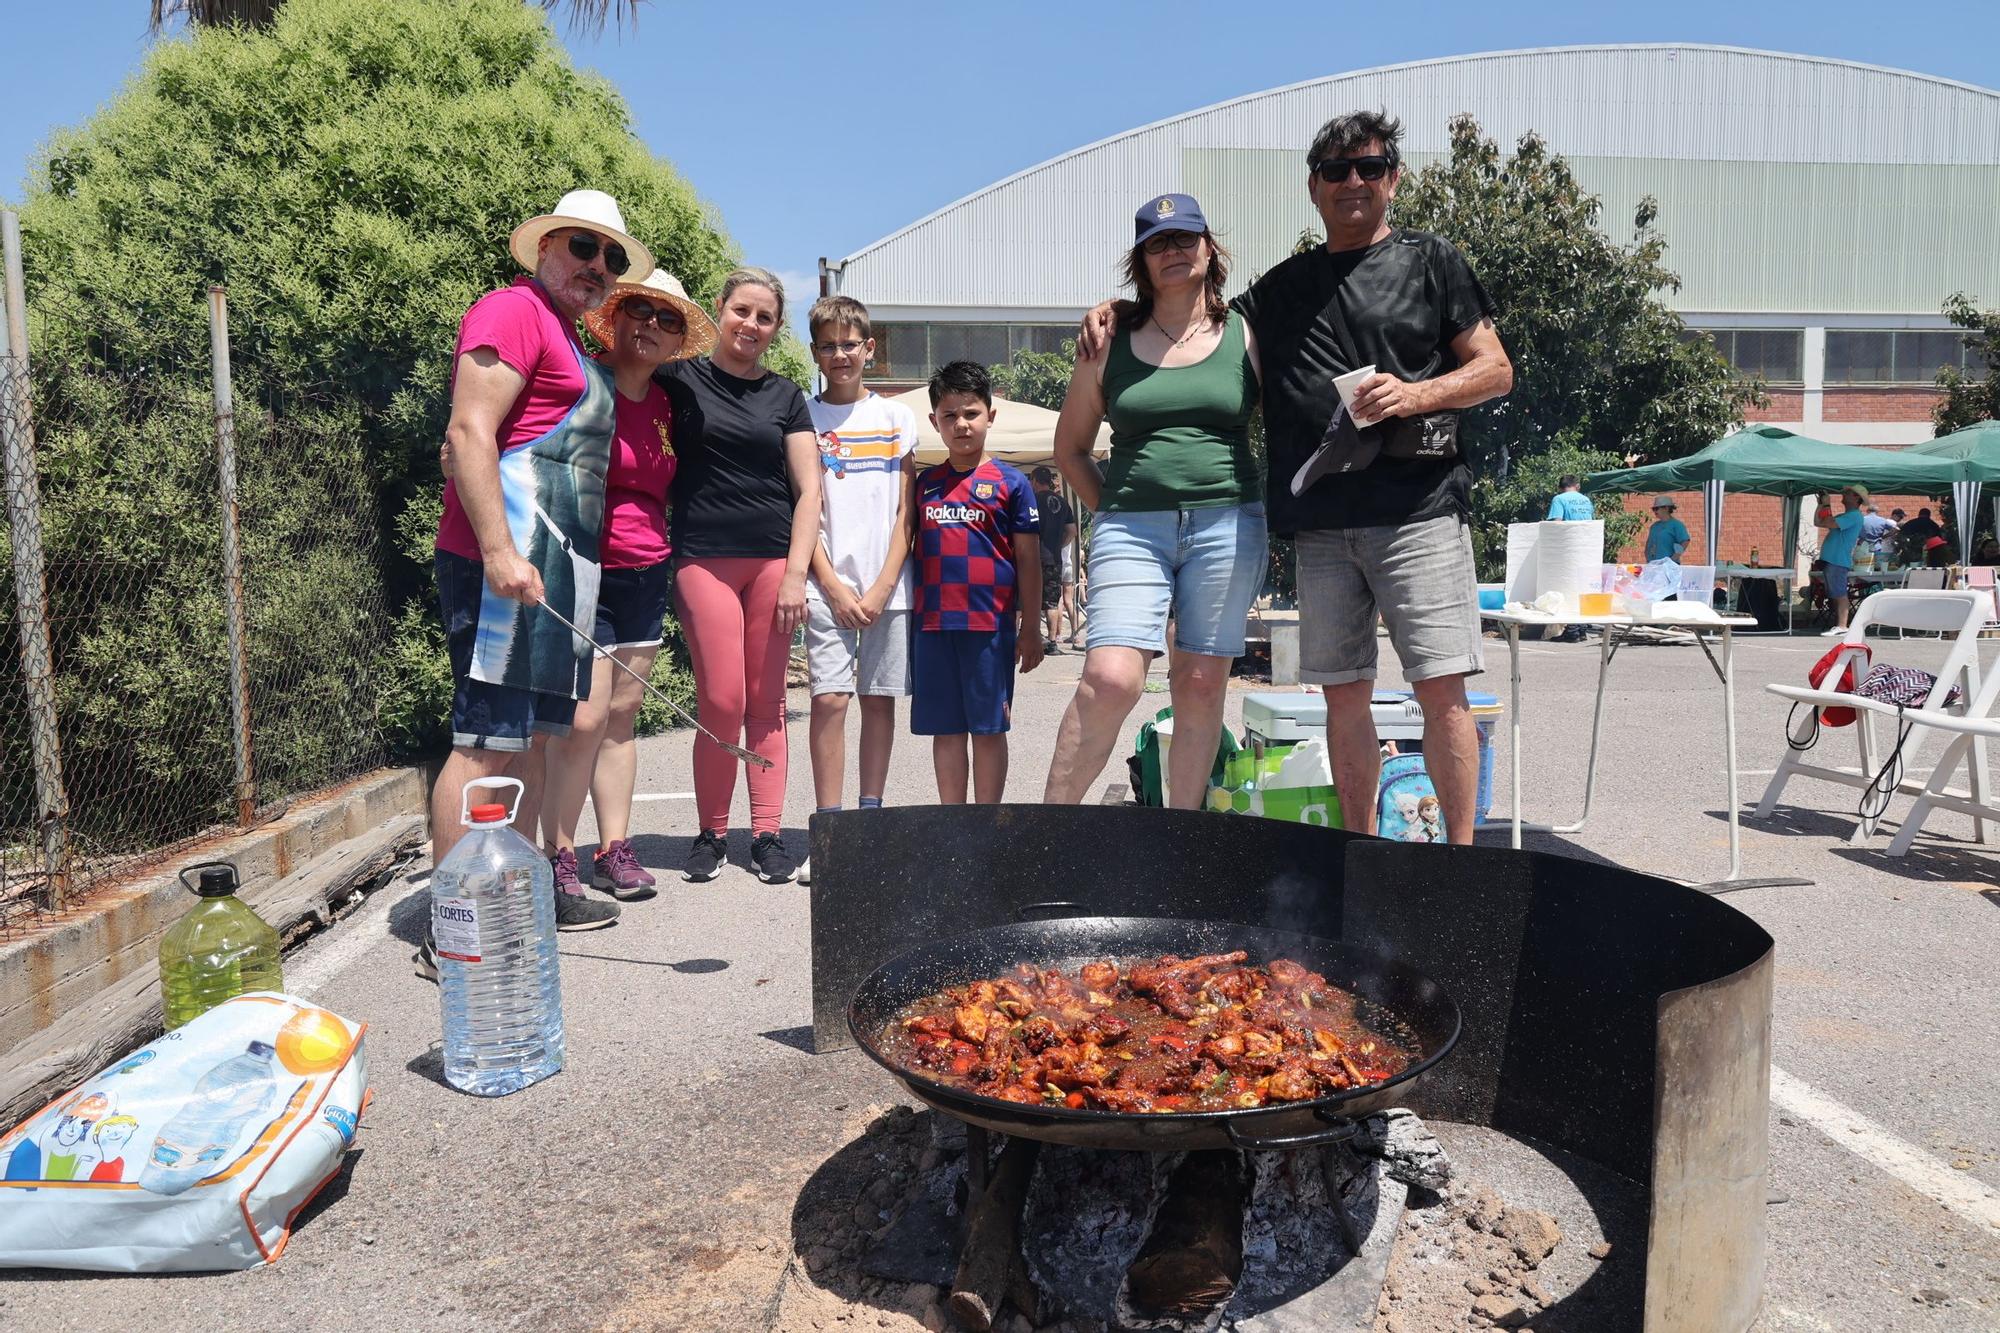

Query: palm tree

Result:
[150,0,643,33]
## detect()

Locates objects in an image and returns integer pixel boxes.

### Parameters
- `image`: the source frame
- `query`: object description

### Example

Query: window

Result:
[869,322,924,380]
[1825,330,1977,384]
[862,322,1077,381]
[1681,328,1805,384]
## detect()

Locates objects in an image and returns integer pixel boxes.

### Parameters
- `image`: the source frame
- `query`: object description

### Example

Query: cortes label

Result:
[432,896,482,963]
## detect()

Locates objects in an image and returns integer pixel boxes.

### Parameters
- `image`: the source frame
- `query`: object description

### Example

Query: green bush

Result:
[7,0,786,851]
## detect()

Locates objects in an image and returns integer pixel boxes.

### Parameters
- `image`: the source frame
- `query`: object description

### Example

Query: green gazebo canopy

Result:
[1581,425,1964,498]
[1908,420,2000,482]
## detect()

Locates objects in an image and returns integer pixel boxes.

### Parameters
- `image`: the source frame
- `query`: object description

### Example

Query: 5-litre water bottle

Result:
[158,862,283,1030]
[136,1040,279,1196]
[431,777,564,1096]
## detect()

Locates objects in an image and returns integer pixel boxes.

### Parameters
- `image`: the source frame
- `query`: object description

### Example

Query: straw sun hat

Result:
[508,188,655,281]
[583,269,717,361]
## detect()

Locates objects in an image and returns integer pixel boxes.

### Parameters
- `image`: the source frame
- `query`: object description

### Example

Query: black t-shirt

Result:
[1035,488,1073,566]
[1233,230,1495,534]
[656,357,815,559]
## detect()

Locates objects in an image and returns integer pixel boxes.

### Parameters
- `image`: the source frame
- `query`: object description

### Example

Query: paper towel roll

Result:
[1533,520,1604,598]
[1505,523,1543,603]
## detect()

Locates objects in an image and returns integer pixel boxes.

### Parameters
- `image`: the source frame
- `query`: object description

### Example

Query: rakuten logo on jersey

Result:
[925,503,987,525]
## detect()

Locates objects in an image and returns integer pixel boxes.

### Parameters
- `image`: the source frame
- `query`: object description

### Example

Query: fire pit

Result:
[808,806,1774,1333]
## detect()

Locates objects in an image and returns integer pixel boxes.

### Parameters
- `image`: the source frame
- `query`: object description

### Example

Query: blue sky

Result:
[4,0,1996,316]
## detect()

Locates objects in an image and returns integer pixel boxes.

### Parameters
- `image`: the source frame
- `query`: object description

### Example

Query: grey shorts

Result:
[1297,515,1484,686]
[805,602,912,697]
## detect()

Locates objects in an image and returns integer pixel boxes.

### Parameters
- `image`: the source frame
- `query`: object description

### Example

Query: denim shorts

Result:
[595,560,673,649]
[436,551,576,751]
[1822,562,1851,599]
[1296,515,1484,686]
[911,624,1015,736]
[1084,503,1268,657]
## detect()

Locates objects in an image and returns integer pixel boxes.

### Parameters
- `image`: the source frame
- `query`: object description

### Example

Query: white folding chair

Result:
[1897,568,1948,638]
[1965,567,2000,637]
[1876,663,2000,855]
[1755,589,1989,845]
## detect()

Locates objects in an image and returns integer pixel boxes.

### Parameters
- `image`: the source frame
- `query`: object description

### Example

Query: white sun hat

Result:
[508,189,654,280]
[583,269,718,362]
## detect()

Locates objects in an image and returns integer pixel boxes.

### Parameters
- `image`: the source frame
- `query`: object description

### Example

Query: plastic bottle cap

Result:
[468,803,509,823]
[193,866,238,898]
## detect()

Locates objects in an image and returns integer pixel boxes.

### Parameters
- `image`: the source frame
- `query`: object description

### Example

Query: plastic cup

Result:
[1579,592,1613,616]
[1333,365,1377,420]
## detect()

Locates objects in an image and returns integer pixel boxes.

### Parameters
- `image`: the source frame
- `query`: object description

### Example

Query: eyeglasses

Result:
[565,231,632,277]
[1312,155,1394,184]
[1141,230,1202,256]
[620,299,685,333]
[813,339,866,355]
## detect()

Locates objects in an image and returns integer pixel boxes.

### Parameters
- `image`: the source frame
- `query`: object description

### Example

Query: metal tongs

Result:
[533,599,773,769]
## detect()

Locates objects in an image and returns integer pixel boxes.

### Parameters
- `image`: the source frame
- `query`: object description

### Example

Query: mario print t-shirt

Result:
[807,392,919,610]
[916,459,1039,632]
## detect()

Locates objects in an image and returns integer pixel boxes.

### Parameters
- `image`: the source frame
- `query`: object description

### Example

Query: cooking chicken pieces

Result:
[884,952,1414,1113]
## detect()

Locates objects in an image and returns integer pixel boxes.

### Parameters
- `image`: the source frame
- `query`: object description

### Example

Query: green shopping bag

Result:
[1131,708,1241,807]
[1206,741,1342,828]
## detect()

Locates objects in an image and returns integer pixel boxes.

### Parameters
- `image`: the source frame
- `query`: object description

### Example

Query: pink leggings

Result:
[675,557,790,836]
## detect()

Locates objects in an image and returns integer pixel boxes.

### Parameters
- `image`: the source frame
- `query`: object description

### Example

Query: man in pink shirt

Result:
[426,190,655,951]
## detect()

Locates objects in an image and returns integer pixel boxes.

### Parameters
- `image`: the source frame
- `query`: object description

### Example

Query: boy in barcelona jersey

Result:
[910,361,1041,803]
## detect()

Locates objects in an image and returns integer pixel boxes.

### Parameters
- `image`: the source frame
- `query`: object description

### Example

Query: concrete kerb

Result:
[0,766,428,1056]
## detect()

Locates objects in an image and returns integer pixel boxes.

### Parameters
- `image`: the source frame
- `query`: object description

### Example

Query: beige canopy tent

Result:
[886,387,1111,466]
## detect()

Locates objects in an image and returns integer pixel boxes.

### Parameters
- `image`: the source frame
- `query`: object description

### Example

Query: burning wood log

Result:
[948,1135,1040,1332]
[1113,1150,1250,1332]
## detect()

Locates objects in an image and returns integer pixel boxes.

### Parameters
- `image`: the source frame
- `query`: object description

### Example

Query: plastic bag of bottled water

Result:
[432,777,564,1096]
[0,992,367,1271]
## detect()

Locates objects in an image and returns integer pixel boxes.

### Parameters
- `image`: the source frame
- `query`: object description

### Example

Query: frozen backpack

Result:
[1377,752,1447,844]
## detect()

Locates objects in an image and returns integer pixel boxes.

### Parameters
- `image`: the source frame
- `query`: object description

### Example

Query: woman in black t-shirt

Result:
[655,267,820,884]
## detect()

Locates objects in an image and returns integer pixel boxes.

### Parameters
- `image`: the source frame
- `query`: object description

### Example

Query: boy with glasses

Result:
[799,296,919,882]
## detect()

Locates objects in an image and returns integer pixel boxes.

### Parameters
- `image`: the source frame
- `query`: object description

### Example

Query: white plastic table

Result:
[1716,564,1796,634]
[1480,607,1779,886]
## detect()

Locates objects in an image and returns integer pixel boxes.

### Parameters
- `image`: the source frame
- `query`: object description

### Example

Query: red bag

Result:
[1807,642,1871,726]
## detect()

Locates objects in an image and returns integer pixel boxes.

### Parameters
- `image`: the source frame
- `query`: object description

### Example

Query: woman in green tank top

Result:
[1042,193,1268,809]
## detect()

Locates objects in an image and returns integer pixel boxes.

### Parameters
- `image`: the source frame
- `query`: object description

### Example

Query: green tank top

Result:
[1100,310,1262,512]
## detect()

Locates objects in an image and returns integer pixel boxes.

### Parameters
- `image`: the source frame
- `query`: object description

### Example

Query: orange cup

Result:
[1579,592,1614,616]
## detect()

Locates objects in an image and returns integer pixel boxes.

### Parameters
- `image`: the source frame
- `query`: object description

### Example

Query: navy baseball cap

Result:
[1134,193,1207,245]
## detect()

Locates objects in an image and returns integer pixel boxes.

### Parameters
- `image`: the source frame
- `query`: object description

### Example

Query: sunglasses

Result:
[619,298,685,333]
[565,231,632,277]
[1312,155,1394,184]
[1141,230,1203,256]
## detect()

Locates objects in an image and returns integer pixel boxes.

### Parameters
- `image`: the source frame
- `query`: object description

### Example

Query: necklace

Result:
[1149,311,1210,350]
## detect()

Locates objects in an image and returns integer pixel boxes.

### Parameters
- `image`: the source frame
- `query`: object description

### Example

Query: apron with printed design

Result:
[467,334,615,699]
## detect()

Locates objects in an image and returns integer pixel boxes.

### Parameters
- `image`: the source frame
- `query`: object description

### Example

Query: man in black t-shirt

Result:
[1080,110,1512,843]
[1031,467,1075,651]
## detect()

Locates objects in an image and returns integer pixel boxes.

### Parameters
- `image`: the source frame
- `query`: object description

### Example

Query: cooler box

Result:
[1240,690,1501,823]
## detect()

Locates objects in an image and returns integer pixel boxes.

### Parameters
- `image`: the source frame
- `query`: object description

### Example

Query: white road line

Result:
[631,792,696,802]
[287,879,418,998]
[1770,1065,2000,1233]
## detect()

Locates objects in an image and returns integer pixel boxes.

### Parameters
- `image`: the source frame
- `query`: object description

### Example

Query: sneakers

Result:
[1821,625,1850,637]
[550,849,619,930]
[684,829,727,882]
[413,933,439,984]
[592,838,658,901]
[551,846,585,893]
[797,854,812,886]
[751,832,797,884]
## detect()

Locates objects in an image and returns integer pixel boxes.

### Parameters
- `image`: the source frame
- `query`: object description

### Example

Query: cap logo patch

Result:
[1155,197,1176,217]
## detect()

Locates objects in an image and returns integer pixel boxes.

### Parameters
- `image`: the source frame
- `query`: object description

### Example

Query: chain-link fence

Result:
[1,274,394,939]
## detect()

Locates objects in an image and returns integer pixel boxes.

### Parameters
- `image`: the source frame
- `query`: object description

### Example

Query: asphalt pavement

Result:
[1,627,1995,1331]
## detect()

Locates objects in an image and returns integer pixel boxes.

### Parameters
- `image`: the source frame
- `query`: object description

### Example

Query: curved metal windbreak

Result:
[810,805,1773,1333]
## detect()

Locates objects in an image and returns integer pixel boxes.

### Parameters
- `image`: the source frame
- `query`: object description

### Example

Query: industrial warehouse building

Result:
[826,46,2000,537]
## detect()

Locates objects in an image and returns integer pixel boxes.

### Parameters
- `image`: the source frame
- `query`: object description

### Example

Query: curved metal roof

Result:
[835,46,2000,317]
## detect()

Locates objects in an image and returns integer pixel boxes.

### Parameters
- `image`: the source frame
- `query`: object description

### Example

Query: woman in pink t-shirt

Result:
[543,271,717,901]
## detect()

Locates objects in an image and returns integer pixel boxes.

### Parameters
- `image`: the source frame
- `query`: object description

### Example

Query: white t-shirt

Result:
[806,392,918,610]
